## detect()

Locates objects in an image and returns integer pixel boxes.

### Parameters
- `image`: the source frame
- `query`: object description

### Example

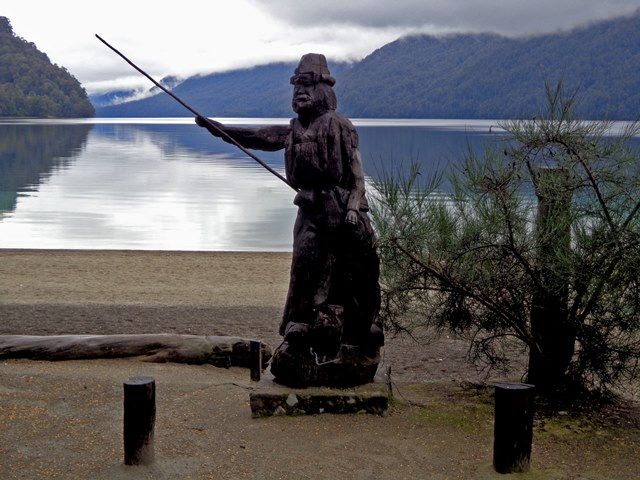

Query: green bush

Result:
[372,83,640,395]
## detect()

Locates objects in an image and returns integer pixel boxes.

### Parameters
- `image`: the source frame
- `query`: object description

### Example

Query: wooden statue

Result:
[197,54,383,387]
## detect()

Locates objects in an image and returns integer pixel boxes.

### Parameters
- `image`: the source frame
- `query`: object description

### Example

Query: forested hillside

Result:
[97,63,349,117]
[0,17,94,118]
[89,76,182,109]
[97,63,293,117]
[89,89,138,109]
[337,11,640,119]
[96,10,640,120]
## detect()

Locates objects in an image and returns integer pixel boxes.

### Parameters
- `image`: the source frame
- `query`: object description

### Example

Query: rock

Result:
[250,371,388,417]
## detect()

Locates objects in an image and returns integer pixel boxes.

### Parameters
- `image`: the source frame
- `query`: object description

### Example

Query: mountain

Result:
[0,17,94,118]
[89,76,183,108]
[95,62,351,117]
[97,63,294,117]
[96,11,640,120]
[89,89,138,109]
[337,12,640,119]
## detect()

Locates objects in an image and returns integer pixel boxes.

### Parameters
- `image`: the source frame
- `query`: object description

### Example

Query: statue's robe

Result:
[281,111,380,346]
[205,110,380,348]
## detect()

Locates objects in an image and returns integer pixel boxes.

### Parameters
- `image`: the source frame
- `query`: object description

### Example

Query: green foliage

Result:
[372,84,640,393]
[0,17,94,118]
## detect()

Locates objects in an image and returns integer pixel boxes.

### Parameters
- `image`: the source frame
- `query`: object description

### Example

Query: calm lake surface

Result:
[0,118,631,251]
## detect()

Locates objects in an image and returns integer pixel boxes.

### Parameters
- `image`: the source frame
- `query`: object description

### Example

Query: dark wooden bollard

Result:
[250,340,262,381]
[124,376,156,465]
[493,382,535,474]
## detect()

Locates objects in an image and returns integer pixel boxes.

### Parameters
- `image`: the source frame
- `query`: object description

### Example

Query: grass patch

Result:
[419,408,469,429]
[392,380,639,479]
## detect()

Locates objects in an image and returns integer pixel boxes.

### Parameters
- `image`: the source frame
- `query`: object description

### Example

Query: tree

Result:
[0,16,94,118]
[372,83,640,394]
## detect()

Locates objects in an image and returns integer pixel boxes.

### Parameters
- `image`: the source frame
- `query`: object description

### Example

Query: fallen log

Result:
[0,334,272,368]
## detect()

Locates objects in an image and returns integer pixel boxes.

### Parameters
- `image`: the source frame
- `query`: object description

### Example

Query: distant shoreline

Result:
[2,118,638,135]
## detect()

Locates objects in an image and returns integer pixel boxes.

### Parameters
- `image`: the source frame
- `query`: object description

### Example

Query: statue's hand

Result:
[345,209,358,225]
[195,116,224,136]
[369,323,385,347]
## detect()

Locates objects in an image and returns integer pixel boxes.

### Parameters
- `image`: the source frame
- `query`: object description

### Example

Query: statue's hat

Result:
[292,53,336,86]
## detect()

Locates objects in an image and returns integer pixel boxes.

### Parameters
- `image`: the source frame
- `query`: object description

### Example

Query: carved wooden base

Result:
[270,341,380,388]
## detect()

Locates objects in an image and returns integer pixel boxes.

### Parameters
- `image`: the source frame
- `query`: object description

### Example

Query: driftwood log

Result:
[0,334,272,369]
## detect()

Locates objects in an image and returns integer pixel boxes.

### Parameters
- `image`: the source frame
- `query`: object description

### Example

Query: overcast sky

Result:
[3,0,639,93]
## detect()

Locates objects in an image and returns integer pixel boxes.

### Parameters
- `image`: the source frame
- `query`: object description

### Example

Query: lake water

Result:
[0,117,626,251]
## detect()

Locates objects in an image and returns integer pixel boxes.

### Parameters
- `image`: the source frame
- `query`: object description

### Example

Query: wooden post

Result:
[493,382,535,474]
[123,376,156,465]
[250,340,262,382]
[528,167,575,390]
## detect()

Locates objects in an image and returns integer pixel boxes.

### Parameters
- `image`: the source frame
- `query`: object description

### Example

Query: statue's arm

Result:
[346,148,366,212]
[195,116,289,151]
[339,119,366,213]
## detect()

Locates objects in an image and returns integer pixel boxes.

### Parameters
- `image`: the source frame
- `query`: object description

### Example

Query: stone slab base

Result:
[249,371,389,417]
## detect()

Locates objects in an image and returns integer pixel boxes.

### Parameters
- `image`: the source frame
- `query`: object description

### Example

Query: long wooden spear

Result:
[95,34,295,191]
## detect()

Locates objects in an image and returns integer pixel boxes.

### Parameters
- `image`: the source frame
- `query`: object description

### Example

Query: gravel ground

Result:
[1,249,638,479]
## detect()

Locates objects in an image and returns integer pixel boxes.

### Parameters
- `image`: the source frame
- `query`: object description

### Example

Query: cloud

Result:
[251,0,640,35]
[3,0,409,93]
[3,0,639,93]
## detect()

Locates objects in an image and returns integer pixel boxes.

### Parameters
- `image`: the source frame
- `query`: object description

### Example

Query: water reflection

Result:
[125,122,497,175]
[0,124,92,216]
[0,120,499,251]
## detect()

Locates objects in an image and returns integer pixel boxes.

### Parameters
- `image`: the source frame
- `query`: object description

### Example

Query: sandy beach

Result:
[0,249,486,385]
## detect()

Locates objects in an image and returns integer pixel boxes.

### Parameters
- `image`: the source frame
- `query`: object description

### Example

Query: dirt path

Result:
[1,249,639,479]
[1,358,638,480]
[1,359,469,480]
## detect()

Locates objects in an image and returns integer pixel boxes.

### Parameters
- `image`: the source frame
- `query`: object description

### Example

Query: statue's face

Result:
[291,74,318,114]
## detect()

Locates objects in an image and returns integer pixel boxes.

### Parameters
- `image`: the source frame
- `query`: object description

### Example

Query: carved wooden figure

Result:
[196,54,383,387]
